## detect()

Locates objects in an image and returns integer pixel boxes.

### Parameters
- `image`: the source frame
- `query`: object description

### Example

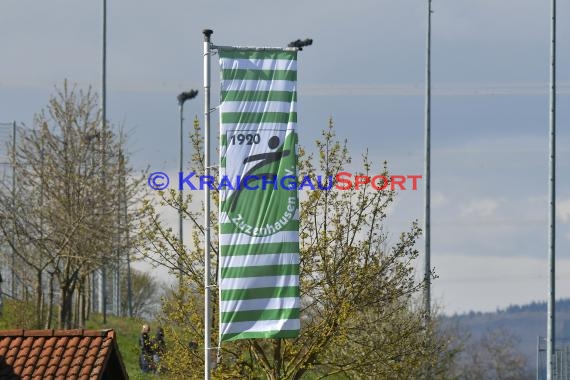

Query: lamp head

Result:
[177,90,199,105]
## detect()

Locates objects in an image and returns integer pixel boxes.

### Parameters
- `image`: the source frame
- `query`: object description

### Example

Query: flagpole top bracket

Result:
[287,38,313,51]
[203,29,213,41]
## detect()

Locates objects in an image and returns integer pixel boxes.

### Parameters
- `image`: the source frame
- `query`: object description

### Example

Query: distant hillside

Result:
[445,299,570,372]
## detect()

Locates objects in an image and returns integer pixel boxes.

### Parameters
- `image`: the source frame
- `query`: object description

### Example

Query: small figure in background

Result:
[139,324,154,373]
[152,326,166,372]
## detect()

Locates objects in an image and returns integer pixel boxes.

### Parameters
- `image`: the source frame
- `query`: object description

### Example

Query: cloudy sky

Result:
[1,0,570,315]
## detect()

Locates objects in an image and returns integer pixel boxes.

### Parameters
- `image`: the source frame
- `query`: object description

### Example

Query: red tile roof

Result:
[0,329,128,380]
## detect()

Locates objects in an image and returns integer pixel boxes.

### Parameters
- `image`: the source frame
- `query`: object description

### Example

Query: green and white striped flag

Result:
[218,49,300,342]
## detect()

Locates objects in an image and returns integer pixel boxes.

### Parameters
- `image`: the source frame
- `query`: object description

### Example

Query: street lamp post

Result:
[177,90,198,288]
[547,1,556,378]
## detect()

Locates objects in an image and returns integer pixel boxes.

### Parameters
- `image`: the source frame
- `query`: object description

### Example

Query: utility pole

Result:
[177,90,198,289]
[100,0,108,324]
[423,0,433,322]
[547,0,556,378]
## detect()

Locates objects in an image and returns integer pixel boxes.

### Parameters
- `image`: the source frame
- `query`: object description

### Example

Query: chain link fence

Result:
[0,122,16,305]
[537,337,570,380]
[0,121,126,318]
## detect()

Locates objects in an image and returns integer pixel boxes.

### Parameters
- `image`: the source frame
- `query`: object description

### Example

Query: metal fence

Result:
[537,337,570,380]
[0,121,129,318]
[0,121,15,302]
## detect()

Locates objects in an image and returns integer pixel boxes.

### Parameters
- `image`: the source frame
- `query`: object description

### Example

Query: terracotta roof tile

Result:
[0,337,10,358]
[0,329,128,380]
[44,362,58,377]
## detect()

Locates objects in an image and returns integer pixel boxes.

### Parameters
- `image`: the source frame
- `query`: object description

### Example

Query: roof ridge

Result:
[0,329,115,337]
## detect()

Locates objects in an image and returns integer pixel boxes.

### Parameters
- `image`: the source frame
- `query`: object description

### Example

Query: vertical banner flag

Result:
[219,48,300,341]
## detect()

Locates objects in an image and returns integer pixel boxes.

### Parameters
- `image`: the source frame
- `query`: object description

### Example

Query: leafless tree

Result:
[0,81,142,328]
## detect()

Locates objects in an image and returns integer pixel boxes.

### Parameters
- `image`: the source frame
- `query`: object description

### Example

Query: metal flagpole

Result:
[547,0,556,378]
[423,0,432,322]
[203,28,213,380]
[178,100,185,290]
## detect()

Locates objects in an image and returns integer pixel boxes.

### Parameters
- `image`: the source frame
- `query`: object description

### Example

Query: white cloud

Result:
[460,199,499,218]
[558,199,570,223]
[432,192,447,208]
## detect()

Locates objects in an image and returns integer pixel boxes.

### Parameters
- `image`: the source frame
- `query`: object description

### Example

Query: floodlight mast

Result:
[424,0,432,324]
[177,89,198,288]
[547,0,556,379]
